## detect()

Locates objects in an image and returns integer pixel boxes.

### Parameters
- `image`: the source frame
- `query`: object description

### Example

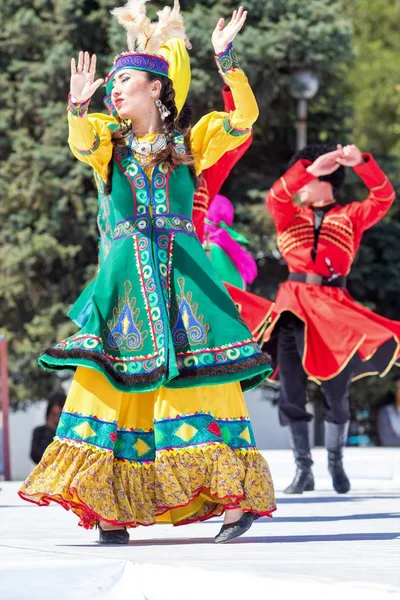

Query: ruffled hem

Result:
[39,349,271,393]
[19,438,276,529]
[263,281,400,381]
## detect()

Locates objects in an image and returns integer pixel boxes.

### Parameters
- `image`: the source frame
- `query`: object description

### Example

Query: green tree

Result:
[345,0,400,166]
[341,0,400,415]
[0,0,119,405]
[1,0,353,405]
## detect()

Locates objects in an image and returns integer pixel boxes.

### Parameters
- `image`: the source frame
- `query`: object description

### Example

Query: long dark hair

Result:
[104,73,197,195]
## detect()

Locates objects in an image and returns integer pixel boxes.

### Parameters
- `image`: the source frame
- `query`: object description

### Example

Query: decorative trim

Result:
[40,347,168,386]
[270,188,291,203]
[55,410,257,463]
[76,132,100,156]
[215,43,240,74]
[171,277,210,349]
[103,280,148,352]
[371,191,396,203]
[67,93,90,117]
[154,413,256,451]
[112,215,196,242]
[280,176,292,196]
[105,52,170,94]
[370,177,388,192]
[56,411,155,462]
[223,116,251,137]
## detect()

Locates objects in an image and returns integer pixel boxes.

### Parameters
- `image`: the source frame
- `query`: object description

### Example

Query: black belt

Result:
[288,273,347,288]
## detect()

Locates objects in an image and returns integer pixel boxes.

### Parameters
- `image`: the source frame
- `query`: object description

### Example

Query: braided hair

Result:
[288,143,346,198]
[105,74,197,195]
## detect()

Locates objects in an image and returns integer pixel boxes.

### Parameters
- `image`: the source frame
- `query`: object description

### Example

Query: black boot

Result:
[325,421,351,494]
[284,421,315,494]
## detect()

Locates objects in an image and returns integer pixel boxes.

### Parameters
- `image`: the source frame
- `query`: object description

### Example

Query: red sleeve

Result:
[192,177,210,242]
[192,85,253,238]
[221,85,235,112]
[345,153,396,233]
[205,133,253,201]
[205,85,253,200]
[266,159,314,232]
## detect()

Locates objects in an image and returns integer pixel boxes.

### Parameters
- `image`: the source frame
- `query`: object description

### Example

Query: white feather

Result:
[111,0,152,52]
[111,0,186,54]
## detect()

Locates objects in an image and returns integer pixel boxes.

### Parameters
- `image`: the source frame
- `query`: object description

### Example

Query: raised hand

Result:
[212,6,248,55]
[336,144,364,167]
[70,51,104,103]
[306,148,345,177]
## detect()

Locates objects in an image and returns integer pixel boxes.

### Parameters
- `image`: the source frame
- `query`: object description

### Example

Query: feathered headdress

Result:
[111,0,186,54]
[104,0,190,117]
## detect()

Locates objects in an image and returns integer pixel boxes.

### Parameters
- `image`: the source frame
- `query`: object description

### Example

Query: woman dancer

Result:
[19,2,276,545]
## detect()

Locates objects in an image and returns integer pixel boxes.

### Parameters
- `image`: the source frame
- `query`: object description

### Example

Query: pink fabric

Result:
[203,194,258,286]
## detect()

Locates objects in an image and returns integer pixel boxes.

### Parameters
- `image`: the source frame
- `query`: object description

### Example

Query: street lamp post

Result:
[289,70,320,151]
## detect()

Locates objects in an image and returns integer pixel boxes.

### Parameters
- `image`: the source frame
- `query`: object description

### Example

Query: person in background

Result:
[264,143,398,495]
[377,377,400,446]
[30,391,66,464]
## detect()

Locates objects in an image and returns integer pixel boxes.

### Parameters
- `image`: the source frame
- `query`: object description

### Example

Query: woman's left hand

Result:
[212,6,248,55]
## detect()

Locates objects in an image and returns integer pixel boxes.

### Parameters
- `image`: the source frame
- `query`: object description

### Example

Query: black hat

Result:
[288,143,346,196]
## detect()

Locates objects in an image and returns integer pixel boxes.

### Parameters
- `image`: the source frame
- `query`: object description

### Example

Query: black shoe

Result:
[284,468,315,494]
[325,421,351,494]
[214,512,259,544]
[98,524,130,545]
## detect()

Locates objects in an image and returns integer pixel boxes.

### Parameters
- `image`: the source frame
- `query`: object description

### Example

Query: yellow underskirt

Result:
[66,366,251,428]
[19,368,276,528]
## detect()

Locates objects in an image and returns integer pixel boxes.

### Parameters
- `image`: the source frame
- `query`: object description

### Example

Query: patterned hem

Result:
[18,438,276,529]
[39,348,167,387]
[39,349,272,391]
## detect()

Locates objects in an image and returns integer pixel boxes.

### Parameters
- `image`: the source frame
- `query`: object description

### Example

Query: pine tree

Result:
[0,0,356,406]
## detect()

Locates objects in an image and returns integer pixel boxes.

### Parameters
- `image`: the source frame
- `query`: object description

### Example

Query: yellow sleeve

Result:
[67,107,116,182]
[191,68,258,175]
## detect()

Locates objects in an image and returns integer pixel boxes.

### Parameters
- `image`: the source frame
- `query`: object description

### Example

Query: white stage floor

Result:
[0,448,399,600]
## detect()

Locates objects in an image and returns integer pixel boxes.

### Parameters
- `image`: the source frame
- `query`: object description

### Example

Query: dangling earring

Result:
[155,98,171,121]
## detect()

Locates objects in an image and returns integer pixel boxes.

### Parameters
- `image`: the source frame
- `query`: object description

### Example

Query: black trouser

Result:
[277,312,352,426]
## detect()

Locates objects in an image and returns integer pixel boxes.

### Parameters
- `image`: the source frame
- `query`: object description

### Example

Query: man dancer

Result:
[264,143,399,494]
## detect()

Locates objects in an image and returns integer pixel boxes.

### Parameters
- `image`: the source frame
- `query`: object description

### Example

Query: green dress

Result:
[40,130,271,392]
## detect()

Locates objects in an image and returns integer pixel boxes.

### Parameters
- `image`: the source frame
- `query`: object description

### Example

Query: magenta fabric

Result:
[203,194,258,286]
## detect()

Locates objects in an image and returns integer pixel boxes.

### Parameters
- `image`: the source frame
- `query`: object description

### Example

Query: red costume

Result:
[193,85,273,343]
[264,154,400,382]
[192,85,253,240]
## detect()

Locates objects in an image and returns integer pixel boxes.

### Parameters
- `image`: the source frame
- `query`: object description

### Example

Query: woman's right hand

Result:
[70,51,104,103]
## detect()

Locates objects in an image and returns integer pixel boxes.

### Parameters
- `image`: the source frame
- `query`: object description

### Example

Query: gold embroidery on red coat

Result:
[279,235,315,257]
[370,177,388,192]
[270,188,291,203]
[280,176,292,196]
[319,233,354,260]
[370,190,396,203]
